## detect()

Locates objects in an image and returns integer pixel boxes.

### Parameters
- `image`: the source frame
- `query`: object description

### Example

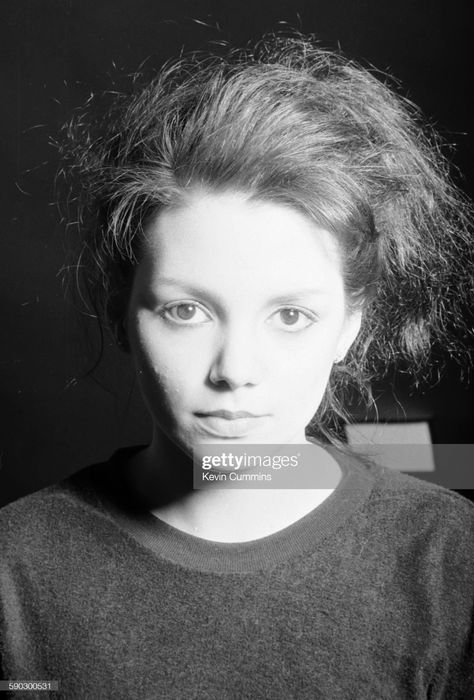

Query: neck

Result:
[125,430,342,543]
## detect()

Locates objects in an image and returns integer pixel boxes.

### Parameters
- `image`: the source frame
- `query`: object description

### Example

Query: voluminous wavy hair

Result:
[60,33,473,442]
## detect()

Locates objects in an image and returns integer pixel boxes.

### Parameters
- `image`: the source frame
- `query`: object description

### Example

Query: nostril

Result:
[208,336,262,389]
[209,361,260,388]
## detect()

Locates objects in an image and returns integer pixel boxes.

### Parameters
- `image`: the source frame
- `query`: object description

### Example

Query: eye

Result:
[161,302,211,325]
[268,307,316,332]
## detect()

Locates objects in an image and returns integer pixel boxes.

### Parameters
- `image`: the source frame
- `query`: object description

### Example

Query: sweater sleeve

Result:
[433,493,474,699]
[456,624,474,699]
[434,615,474,699]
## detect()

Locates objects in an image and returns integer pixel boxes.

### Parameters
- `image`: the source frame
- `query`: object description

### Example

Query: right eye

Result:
[161,302,212,325]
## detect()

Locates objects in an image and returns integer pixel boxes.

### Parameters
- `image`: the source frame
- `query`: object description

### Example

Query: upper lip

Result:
[195,410,265,420]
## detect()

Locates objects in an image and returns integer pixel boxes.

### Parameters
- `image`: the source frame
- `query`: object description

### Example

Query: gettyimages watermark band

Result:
[193,444,337,489]
[192,443,474,489]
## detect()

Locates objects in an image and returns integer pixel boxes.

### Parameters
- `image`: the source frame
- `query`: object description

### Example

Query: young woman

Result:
[1,34,473,698]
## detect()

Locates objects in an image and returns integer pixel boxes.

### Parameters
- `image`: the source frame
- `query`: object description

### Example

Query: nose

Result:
[208,327,263,390]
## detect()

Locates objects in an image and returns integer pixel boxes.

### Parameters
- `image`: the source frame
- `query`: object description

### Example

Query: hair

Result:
[59,32,473,442]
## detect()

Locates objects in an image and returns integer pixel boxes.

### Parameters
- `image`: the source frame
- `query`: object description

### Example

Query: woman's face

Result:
[127,191,361,452]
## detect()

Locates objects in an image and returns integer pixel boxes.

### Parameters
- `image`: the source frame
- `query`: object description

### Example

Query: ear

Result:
[334,309,362,363]
[112,316,131,353]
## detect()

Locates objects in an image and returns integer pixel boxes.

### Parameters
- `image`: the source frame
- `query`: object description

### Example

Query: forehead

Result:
[136,191,345,298]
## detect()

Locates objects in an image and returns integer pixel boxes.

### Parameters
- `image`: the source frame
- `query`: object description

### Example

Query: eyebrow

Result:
[152,278,330,302]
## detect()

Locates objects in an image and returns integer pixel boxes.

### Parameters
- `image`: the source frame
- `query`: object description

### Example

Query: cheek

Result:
[284,356,333,401]
[132,315,176,374]
[276,326,339,376]
[131,323,205,411]
[272,335,338,411]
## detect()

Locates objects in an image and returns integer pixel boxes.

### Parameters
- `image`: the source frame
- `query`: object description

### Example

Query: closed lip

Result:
[194,410,269,439]
[195,410,267,420]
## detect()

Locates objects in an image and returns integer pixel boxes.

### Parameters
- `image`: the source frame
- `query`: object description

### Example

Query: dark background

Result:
[1,0,473,507]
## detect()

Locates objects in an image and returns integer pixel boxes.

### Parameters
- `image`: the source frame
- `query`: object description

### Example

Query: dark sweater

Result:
[1,447,473,699]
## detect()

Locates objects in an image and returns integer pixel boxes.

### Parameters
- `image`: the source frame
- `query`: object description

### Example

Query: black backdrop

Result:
[1,0,473,507]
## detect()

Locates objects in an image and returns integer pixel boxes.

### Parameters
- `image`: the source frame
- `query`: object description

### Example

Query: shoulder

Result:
[0,481,85,562]
[0,456,119,564]
[367,457,474,517]
[358,456,474,566]
[0,482,69,531]
[0,445,145,563]
[332,444,474,558]
[337,445,474,519]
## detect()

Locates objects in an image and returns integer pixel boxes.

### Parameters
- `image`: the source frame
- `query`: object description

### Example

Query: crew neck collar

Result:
[76,444,376,574]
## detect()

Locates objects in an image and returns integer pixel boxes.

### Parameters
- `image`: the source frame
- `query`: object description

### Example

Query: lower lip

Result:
[194,415,266,438]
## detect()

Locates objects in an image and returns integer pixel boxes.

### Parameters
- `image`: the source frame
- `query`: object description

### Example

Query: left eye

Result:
[162,303,211,324]
[268,308,315,331]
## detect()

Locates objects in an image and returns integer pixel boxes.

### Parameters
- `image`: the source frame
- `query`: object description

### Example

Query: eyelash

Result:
[268,307,318,332]
[159,302,318,331]
[160,302,211,325]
